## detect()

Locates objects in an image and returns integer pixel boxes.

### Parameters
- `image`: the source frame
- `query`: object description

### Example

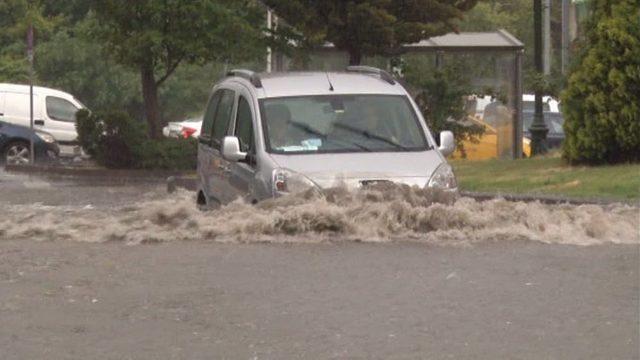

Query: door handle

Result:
[34,119,45,126]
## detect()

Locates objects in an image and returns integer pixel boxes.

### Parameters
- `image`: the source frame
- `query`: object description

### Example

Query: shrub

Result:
[560,0,640,164]
[76,110,145,168]
[76,110,197,170]
[76,109,100,157]
[137,138,198,170]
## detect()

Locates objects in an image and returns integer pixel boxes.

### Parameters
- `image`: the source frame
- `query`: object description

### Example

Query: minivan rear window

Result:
[46,96,79,123]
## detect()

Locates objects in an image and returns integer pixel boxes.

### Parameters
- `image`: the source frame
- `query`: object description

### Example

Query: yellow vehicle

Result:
[453,102,531,160]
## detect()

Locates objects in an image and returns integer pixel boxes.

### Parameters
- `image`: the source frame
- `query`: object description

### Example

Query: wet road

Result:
[0,169,638,359]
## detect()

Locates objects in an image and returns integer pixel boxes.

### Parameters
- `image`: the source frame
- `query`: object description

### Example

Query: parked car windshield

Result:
[260,95,429,154]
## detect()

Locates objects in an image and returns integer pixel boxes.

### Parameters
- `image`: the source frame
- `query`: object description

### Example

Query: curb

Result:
[4,164,634,207]
[165,178,635,207]
[4,164,195,182]
[460,191,638,207]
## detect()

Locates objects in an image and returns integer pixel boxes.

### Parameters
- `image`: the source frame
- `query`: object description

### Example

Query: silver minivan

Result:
[196,67,456,207]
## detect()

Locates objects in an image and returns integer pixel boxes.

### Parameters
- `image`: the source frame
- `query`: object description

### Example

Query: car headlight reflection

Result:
[36,131,56,144]
[427,163,457,190]
[272,168,320,196]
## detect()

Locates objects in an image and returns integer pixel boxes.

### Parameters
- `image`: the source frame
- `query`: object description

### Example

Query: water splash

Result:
[0,184,638,246]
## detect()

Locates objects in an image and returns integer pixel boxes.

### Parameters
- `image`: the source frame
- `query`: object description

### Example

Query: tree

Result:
[90,0,266,138]
[0,0,60,82]
[35,27,142,117]
[560,0,640,164]
[263,0,478,66]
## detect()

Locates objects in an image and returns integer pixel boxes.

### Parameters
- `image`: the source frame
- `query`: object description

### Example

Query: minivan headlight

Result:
[427,163,457,190]
[36,131,56,144]
[272,168,320,196]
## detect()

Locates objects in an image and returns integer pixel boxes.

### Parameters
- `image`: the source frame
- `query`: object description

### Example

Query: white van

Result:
[0,83,85,155]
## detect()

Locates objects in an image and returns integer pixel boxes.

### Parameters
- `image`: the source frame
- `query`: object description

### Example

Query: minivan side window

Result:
[211,89,235,148]
[234,96,254,153]
[200,91,222,142]
[46,96,79,123]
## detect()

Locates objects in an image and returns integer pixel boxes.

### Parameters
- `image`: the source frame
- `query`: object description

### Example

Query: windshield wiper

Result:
[288,120,325,139]
[332,123,409,151]
[288,121,372,152]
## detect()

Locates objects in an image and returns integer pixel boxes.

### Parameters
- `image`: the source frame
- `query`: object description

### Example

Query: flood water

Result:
[1,183,637,246]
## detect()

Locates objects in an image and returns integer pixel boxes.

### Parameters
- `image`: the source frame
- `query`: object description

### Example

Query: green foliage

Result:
[403,59,485,158]
[89,0,267,138]
[91,0,266,71]
[35,25,143,116]
[137,138,198,171]
[0,0,61,81]
[561,0,640,164]
[75,109,99,157]
[457,0,534,63]
[457,0,570,93]
[263,0,478,65]
[76,110,146,168]
[159,62,226,123]
[76,109,196,170]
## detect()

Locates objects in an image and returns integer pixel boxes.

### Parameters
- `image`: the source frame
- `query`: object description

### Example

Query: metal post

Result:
[27,24,35,164]
[530,0,549,155]
[514,50,524,159]
[543,0,552,75]
[561,0,570,74]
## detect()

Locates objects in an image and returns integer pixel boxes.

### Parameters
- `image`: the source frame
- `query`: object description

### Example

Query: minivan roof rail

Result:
[227,69,263,88]
[345,66,396,85]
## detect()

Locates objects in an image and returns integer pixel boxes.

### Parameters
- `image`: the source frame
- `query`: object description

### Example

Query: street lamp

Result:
[530,0,549,155]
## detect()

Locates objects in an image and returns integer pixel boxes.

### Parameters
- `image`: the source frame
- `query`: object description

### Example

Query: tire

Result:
[196,190,220,211]
[3,141,31,165]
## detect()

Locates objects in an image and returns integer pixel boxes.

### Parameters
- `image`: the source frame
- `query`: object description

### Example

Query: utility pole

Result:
[530,0,549,155]
[27,24,35,165]
[543,0,552,75]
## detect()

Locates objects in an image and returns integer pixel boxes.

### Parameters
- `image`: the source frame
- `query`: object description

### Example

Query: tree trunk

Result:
[140,64,162,139]
[348,50,362,66]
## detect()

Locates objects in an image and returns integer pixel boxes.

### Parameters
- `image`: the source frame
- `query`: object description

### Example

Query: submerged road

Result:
[0,169,638,359]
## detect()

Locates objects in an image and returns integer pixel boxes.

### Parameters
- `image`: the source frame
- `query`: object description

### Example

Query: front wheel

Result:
[4,141,31,165]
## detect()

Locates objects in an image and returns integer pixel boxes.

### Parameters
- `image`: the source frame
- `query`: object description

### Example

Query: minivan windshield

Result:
[260,95,429,154]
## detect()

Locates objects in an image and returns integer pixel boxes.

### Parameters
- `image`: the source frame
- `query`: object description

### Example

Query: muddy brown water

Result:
[1,184,637,246]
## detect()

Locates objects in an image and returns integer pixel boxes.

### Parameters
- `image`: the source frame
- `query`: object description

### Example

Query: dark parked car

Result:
[0,121,59,165]
[522,111,565,149]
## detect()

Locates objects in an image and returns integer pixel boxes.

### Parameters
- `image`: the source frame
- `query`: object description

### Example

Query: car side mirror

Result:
[222,136,247,162]
[438,131,455,157]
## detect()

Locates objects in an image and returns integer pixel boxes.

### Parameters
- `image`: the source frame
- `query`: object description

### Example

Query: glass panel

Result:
[46,96,79,123]
[261,95,428,154]
[211,90,235,147]
[201,91,221,139]
[235,96,254,152]
[403,51,518,159]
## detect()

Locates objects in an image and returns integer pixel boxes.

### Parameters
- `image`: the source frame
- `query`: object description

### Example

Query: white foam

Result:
[0,184,638,246]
